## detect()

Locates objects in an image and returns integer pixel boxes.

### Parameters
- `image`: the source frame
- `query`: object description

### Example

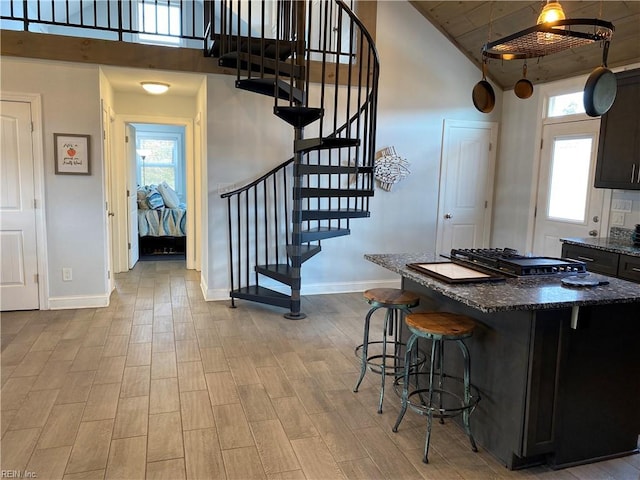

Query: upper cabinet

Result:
[594,68,640,190]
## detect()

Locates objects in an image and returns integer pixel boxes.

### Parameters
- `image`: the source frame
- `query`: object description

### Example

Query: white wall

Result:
[1,57,107,305]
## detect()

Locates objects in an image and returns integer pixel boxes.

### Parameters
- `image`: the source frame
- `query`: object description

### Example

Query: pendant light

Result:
[536,1,566,44]
[537,1,566,25]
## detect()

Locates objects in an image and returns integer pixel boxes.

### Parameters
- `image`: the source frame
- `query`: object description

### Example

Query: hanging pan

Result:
[584,41,617,117]
[472,60,495,113]
[514,62,534,99]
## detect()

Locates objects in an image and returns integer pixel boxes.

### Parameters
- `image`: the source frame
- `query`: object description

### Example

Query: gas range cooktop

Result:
[450,248,587,277]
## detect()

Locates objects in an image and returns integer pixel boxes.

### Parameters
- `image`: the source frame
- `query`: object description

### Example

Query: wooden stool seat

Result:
[364,288,420,308]
[405,312,475,339]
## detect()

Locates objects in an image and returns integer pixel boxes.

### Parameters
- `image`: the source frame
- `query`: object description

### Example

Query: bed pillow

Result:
[157,181,181,209]
[137,186,150,210]
[146,185,165,210]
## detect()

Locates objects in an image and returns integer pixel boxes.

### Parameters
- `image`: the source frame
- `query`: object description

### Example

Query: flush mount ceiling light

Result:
[141,82,170,94]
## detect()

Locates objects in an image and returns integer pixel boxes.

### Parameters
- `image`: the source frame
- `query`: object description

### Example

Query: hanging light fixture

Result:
[474,2,615,115]
[537,1,566,25]
[536,0,566,44]
[141,82,170,95]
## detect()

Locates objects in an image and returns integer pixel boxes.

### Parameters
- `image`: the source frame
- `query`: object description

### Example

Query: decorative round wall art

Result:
[374,146,410,192]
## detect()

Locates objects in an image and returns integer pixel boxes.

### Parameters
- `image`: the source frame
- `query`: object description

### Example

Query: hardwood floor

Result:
[1,260,639,479]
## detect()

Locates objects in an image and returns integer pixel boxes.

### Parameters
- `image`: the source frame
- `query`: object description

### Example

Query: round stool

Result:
[392,312,480,464]
[353,288,421,414]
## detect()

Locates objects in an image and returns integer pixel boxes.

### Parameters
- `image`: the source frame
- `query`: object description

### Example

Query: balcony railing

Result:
[0,0,207,50]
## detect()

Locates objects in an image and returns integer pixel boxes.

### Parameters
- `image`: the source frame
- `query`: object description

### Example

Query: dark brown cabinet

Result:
[561,243,640,283]
[594,68,640,190]
[561,243,618,276]
[618,254,640,282]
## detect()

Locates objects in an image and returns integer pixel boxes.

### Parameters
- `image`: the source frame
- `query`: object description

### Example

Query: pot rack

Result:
[482,18,614,60]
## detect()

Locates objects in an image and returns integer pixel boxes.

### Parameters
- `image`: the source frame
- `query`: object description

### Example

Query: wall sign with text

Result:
[54,133,90,175]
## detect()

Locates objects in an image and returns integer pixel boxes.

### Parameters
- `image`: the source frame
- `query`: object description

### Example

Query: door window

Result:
[547,136,593,223]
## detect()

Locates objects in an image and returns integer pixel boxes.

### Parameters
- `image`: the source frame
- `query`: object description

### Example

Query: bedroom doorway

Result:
[129,123,187,265]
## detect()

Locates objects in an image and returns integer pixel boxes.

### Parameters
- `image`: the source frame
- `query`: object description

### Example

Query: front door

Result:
[0,100,39,310]
[436,120,498,256]
[532,119,604,257]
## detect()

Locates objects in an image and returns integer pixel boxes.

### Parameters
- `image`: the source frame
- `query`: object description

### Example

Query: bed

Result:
[137,182,186,256]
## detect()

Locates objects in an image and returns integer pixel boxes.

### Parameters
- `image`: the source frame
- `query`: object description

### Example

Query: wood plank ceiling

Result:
[410,1,640,90]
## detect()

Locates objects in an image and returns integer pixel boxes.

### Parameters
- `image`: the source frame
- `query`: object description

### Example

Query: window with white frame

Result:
[136,127,185,202]
[547,91,586,117]
[137,0,182,46]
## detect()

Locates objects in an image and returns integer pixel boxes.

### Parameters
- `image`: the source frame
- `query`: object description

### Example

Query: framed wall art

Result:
[54,133,90,175]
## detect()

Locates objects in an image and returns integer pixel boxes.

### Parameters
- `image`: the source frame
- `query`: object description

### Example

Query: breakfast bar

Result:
[365,253,640,470]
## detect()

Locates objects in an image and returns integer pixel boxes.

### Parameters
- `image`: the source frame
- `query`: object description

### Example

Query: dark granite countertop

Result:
[561,237,640,257]
[365,253,640,313]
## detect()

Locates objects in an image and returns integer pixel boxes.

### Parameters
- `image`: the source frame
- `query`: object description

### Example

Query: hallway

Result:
[1,261,639,479]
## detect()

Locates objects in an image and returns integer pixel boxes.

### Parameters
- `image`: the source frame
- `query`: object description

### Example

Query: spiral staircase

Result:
[206,0,379,318]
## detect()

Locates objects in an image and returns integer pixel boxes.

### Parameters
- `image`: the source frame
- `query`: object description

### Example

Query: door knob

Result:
[588,229,598,237]
[592,215,599,223]
[444,213,453,219]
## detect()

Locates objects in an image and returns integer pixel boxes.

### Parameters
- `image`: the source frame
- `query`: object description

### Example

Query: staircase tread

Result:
[295,137,360,153]
[237,78,305,102]
[232,285,289,299]
[297,164,372,174]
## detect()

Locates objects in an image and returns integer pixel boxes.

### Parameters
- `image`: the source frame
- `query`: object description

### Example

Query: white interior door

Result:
[533,119,604,258]
[0,100,39,310]
[127,124,139,268]
[102,103,115,293]
[436,120,498,257]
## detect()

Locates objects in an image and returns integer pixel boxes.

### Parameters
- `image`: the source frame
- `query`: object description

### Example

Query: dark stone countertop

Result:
[365,253,640,313]
[561,237,640,257]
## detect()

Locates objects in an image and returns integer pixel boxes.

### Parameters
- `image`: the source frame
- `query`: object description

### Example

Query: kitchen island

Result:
[365,253,640,470]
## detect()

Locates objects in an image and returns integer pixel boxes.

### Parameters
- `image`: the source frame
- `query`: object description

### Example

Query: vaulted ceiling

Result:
[410,1,640,90]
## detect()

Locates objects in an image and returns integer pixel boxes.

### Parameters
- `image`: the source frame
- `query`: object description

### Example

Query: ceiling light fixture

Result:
[141,82,170,95]
[481,0,613,61]
[537,0,566,25]
[474,3,616,115]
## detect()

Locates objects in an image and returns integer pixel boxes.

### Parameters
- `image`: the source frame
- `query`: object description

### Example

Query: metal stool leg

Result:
[392,333,418,432]
[378,307,393,413]
[353,305,380,392]
[423,337,439,463]
[457,339,478,452]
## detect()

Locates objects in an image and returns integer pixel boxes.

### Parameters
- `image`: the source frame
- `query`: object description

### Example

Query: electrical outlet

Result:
[62,268,72,281]
[610,212,625,226]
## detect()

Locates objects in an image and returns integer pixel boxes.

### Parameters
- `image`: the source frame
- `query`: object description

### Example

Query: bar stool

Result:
[392,311,480,463]
[353,288,420,413]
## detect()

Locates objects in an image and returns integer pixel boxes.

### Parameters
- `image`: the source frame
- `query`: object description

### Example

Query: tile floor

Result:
[1,260,639,479]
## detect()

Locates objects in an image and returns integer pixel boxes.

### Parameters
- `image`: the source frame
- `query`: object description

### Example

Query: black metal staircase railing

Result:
[215,0,379,318]
[1,0,206,49]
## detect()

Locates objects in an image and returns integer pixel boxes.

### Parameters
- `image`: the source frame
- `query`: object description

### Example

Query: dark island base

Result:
[402,277,640,471]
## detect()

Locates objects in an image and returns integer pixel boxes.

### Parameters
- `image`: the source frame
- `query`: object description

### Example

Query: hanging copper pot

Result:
[514,62,534,99]
[472,60,495,113]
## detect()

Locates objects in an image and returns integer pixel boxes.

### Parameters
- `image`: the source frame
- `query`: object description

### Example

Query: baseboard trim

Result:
[48,294,110,310]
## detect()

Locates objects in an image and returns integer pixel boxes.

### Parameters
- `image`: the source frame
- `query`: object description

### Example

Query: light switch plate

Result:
[611,199,633,212]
